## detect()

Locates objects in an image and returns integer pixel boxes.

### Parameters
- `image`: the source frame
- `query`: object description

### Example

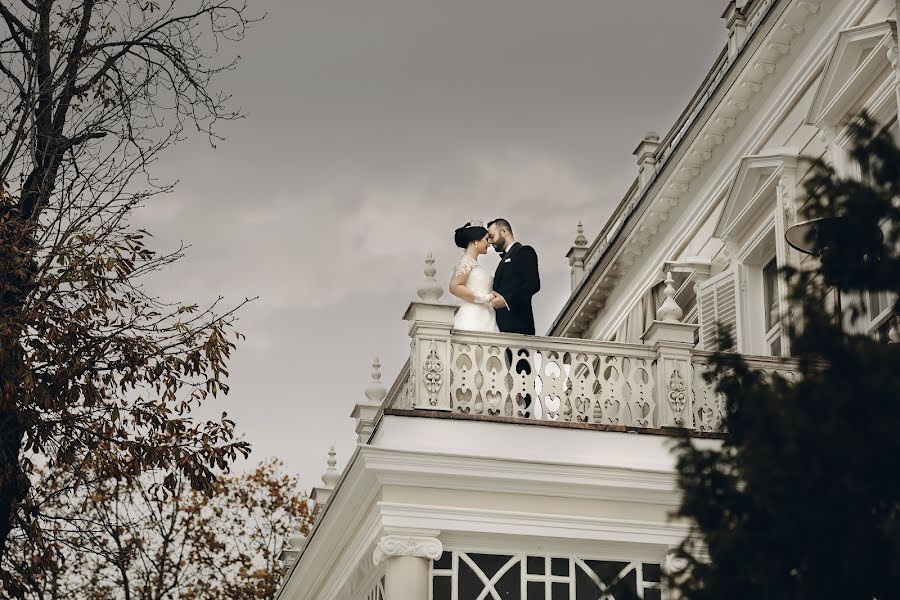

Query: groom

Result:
[487,219,541,335]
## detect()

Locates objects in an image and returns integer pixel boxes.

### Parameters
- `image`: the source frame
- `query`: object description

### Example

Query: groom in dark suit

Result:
[487,219,541,335]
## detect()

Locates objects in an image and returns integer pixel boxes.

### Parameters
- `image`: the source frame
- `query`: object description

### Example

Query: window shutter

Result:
[697,268,742,352]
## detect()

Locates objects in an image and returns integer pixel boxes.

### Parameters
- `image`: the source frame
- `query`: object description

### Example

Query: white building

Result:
[279,1,900,598]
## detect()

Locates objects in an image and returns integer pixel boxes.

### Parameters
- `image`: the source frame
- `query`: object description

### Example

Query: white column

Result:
[373,535,443,600]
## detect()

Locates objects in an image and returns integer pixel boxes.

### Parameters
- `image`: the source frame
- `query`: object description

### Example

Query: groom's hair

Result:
[488,218,513,235]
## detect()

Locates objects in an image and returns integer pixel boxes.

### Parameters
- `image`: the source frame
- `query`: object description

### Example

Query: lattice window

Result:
[365,575,385,600]
[431,551,662,600]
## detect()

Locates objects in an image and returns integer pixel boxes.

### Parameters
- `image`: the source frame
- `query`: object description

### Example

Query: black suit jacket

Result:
[493,242,540,335]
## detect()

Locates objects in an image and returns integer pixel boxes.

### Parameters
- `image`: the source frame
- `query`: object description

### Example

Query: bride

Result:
[449,220,500,333]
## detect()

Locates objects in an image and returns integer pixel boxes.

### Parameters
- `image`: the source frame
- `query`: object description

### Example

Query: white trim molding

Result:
[378,503,692,549]
[806,19,899,129]
[551,0,827,338]
[715,151,799,243]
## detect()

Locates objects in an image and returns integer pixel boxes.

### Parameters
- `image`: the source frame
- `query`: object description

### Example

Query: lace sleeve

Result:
[472,291,494,306]
[454,255,477,277]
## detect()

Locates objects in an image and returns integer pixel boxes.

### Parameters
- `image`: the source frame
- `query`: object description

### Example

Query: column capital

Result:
[373,535,443,566]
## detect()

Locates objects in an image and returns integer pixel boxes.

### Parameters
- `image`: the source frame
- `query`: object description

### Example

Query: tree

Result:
[0,0,257,559]
[668,114,900,599]
[1,458,312,599]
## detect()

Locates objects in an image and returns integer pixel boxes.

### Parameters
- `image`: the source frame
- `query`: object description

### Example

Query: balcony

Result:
[352,256,800,442]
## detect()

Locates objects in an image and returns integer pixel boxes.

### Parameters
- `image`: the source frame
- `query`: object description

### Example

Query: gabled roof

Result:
[806,20,898,128]
[715,152,797,241]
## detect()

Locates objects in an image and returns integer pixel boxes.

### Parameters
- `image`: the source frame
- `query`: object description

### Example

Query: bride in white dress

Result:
[449,221,500,333]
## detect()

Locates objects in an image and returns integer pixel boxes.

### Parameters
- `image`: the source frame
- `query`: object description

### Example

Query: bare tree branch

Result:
[0,0,260,568]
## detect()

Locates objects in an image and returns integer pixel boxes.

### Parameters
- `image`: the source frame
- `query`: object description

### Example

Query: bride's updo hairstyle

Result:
[454,221,488,249]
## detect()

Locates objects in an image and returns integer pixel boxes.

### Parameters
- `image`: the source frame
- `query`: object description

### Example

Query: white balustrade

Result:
[383,327,800,433]
[384,255,801,435]
[447,332,657,426]
[691,352,801,433]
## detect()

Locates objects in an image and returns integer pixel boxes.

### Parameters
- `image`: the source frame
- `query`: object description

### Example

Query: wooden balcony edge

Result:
[383,408,727,439]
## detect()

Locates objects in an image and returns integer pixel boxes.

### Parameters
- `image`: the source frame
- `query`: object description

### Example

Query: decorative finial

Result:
[656,271,684,323]
[574,221,588,247]
[279,531,305,575]
[288,529,307,550]
[417,252,443,302]
[365,357,387,404]
[321,446,340,489]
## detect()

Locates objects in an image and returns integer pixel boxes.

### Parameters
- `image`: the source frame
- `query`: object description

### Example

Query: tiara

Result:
[467,218,484,227]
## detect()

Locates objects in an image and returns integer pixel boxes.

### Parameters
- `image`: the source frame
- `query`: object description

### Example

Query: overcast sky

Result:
[137,0,727,488]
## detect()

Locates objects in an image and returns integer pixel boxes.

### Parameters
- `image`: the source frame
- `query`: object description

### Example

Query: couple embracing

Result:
[450,219,540,335]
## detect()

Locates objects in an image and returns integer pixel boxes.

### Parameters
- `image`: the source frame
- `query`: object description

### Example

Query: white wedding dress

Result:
[453,255,500,333]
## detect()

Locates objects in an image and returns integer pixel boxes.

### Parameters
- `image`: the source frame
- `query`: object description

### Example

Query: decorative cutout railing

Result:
[385,358,412,411]
[448,333,658,426]
[691,352,801,433]
[690,358,726,433]
[381,302,801,435]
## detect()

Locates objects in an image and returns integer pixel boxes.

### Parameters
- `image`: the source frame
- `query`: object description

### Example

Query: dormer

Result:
[708,152,799,358]
[806,20,898,130]
[714,152,798,245]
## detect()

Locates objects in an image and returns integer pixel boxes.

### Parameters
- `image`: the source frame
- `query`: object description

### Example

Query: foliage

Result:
[0,0,258,561]
[669,114,900,599]
[1,459,311,599]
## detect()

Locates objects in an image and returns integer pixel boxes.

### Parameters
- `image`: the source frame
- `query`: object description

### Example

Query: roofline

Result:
[547,0,783,337]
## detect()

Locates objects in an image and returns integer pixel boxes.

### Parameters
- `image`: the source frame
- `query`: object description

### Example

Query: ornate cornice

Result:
[372,535,443,566]
[552,0,823,338]
[806,19,898,128]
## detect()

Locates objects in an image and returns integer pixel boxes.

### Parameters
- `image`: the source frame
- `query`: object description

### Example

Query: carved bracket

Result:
[667,369,688,424]
[423,341,444,406]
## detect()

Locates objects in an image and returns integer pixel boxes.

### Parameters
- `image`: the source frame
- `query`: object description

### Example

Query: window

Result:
[698,248,786,357]
[711,154,795,357]
[763,258,782,356]
[873,316,894,343]
[431,551,662,600]
[865,288,895,340]
[859,117,897,338]
[366,576,385,600]
[697,269,741,352]
[858,117,900,183]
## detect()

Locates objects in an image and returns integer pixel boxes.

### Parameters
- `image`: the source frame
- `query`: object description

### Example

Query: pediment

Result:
[715,152,797,241]
[806,20,898,128]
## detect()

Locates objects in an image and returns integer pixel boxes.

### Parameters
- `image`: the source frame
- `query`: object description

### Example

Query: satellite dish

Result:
[784,217,839,256]
[785,216,884,256]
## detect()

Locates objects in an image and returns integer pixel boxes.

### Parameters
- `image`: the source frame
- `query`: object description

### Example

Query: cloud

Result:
[136,196,182,222]
[136,149,617,315]
[120,0,728,485]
